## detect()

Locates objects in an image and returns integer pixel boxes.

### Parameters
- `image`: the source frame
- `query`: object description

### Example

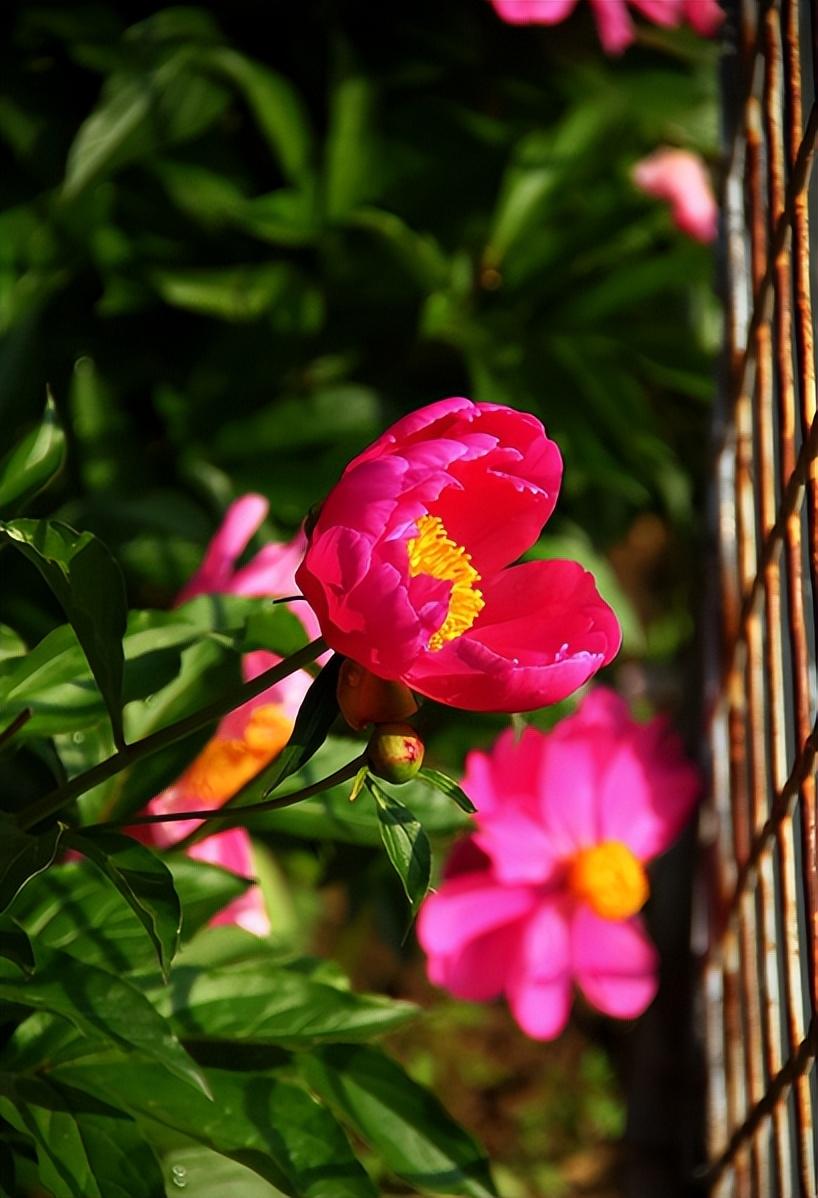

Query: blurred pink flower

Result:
[489,0,722,54]
[633,148,718,242]
[682,0,724,35]
[136,495,315,936]
[296,398,620,714]
[418,688,699,1039]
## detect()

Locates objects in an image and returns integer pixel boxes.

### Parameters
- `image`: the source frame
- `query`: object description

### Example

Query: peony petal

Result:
[633,148,717,244]
[417,872,538,957]
[571,905,659,1019]
[589,0,636,52]
[536,723,606,854]
[506,898,573,1040]
[631,0,684,27]
[405,560,620,712]
[598,718,700,860]
[176,494,268,604]
[189,828,270,936]
[474,808,561,886]
[490,0,579,24]
[569,685,632,733]
[349,397,477,468]
[465,727,560,884]
[229,529,305,596]
[418,872,536,1002]
[683,0,723,35]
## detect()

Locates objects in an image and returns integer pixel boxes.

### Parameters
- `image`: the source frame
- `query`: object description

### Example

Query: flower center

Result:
[183,703,293,804]
[406,514,485,651]
[567,840,649,921]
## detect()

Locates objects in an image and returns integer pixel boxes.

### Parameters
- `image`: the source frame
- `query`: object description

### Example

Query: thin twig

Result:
[103,755,365,834]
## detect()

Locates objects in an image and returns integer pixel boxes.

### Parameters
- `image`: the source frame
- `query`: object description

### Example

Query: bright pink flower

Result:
[418,688,699,1039]
[489,0,722,54]
[137,495,315,935]
[633,148,718,243]
[296,398,620,713]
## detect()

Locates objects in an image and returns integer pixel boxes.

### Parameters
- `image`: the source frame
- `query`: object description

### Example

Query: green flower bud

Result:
[367,722,425,784]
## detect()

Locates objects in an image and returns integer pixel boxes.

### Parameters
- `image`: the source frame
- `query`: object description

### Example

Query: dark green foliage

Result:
[0,2,715,1193]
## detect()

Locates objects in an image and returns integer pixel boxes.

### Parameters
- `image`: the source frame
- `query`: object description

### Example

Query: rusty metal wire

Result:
[701,0,818,1192]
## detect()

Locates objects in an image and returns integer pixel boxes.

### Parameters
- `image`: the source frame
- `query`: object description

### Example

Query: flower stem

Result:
[16,638,327,832]
[106,755,365,834]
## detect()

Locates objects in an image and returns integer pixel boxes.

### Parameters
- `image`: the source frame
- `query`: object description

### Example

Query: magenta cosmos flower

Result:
[296,398,620,713]
[633,148,718,244]
[136,495,315,935]
[417,688,699,1039]
[490,0,723,54]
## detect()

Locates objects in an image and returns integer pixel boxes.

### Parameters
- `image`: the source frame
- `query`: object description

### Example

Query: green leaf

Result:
[0,946,209,1097]
[63,830,181,980]
[0,519,127,748]
[367,779,431,916]
[8,859,247,976]
[0,392,66,514]
[201,48,314,186]
[54,1060,377,1198]
[63,53,229,197]
[301,1046,496,1198]
[324,41,376,220]
[0,1074,164,1198]
[149,262,323,329]
[0,915,34,975]
[156,960,417,1047]
[259,654,343,799]
[0,815,63,915]
[417,767,477,815]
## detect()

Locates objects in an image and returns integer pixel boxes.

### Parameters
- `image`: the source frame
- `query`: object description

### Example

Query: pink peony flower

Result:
[136,495,315,935]
[417,688,699,1039]
[489,0,722,54]
[632,148,718,243]
[682,0,724,35]
[296,398,620,713]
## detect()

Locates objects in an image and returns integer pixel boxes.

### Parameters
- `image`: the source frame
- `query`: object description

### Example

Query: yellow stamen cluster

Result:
[407,514,485,651]
[567,840,649,922]
[183,704,293,804]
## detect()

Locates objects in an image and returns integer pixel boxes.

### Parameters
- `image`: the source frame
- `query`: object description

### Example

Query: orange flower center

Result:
[182,703,293,805]
[567,840,649,921]
[407,514,485,651]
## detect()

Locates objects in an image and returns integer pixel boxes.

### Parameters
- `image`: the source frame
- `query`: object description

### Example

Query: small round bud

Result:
[337,660,419,731]
[367,723,425,784]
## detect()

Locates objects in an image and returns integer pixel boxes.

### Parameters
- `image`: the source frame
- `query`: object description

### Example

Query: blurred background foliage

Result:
[1,2,718,1194]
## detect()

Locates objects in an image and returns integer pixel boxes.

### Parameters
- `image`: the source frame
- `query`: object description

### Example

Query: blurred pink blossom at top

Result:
[418,687,700,1040]
[135,494,316,936]
[489,0,723,54]
[633,148,718,242]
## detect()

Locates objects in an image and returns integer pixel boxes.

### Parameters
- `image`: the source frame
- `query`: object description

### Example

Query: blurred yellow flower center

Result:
[183,703,293,804]
[567,840,649,921]
[407,514,485,651]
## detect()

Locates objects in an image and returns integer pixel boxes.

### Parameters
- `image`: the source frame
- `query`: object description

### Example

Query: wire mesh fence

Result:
[702,0,818,1192]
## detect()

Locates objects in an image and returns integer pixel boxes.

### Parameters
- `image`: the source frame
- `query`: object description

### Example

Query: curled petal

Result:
[571,906,658,1018]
